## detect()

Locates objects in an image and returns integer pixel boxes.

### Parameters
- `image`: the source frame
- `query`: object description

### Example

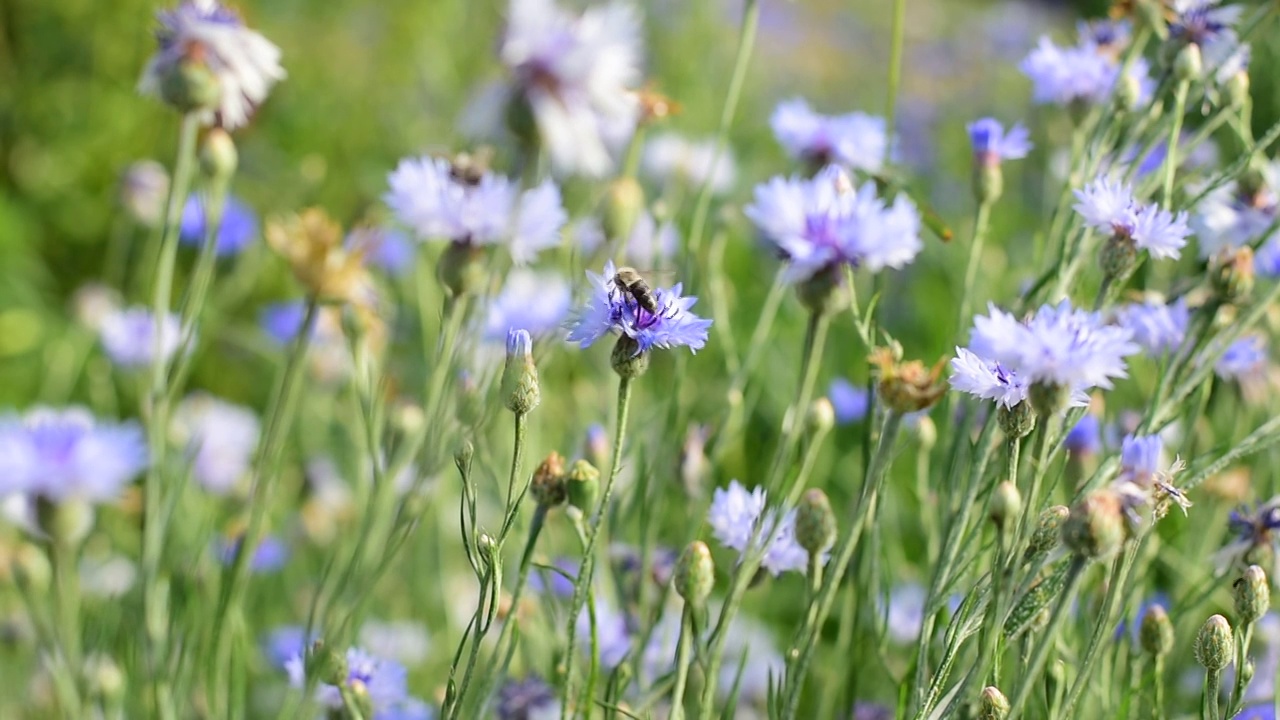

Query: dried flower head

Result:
[266,208,372,307]
[870,345,948,414]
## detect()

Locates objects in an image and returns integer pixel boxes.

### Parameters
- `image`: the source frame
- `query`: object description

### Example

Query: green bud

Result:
[1023,506,1069,564]
[674,540,715,607]
[806,397,835,435]
[1234,565,1270,625]
[454,440,474,475]
[505,93,539,155]
[1063,490,1125,560]
[530,452,567,508]
[159,57,221,115]
[1174,43,1204,83]
[36,497,94,548]
[997,402,1036,440]
[603,177,645,241]
[978,686,1010,720]
[345,679,375,720]
[989,481,1022,532]
[972,163,1004,206]
[1115,71,1143,113]
[795,264,849,317]
[566,459,601,514]
[11,543,51,592]
[306,639,348,686]
[1140,604,1175,657]
[198,128,238,189]
[500,329,541,415]
[1029,382,1070,418]
[1242,659,1256,687]
[83,653,125,701]
[438,242,487,298]
[1228,70,1251,108]
[795,489,837,556]
[1099,234,1138,286]
[1194,614,1234,671]
[611,335,650,378]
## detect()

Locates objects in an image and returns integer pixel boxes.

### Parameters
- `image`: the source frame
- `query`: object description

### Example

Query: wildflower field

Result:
[6,0,1280,717]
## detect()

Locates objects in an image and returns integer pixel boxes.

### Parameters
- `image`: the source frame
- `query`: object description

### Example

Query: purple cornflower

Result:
[138,0,285,129]
[745,166,922,283]
[1065,414,1103,455]
[1115,298,1190,355]
[707,480,817,576]
[497,675,560,720]
[828,378,870,424]
[0,408,147,502]
[216,534,289,573]
[285,646,412,714]
[1074,177,1191,259]
[1169,1,1243,50]
[770,98,891,173]
[483,269,572,342]
[1021,34,1152,107]
[564,260,712,354]
[385,156,566,264]
[500,0,641,177]
[99,307,183,369]
[1216,335,1268,380]
[179,195,258,256]
[172,393,259,496]
[967,118,1032,167]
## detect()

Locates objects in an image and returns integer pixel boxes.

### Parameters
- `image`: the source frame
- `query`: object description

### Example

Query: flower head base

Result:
[1074,177,1191,262]
[138,0,285,129]
[501,328,541,414]
[0,408,147,503]
[99,307,183,369]
[385,155,566,264]
[870,345,948,414]
[266,208,374,309]
[770,98,891,173]
[565,261,711,356]
[746,166,923,285]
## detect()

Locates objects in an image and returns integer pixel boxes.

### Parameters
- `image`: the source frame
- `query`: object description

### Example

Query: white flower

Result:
[171,393,260,495]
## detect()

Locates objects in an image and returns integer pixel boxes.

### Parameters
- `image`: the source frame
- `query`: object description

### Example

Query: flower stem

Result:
[1006,557,1087,720]
[164,183,228,402]
[883,0,907,166]
[1163,81,1190,207]
[485,503,549,708]
[958,200,992,335]
[1204,668,1222,720]
[667,604,696,720]
[51,540,83,701]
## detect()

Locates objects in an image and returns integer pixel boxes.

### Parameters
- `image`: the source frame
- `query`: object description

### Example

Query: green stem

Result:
[884,0,907,162]
[958,201,992,333]
[1154,654,1166,720]
[164,185,228,402]
[1204,669,1222,720]
[684,0,759,273]
[486,504,549,709]
[668,604,696,720]
[1007,558,1087,720]
[562,376,634,717]
[51,541,83,707]
[1228,623,1255,716]
[1164,81,1191,206]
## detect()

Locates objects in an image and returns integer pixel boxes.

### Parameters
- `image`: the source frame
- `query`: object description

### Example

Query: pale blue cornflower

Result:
[180,195,258,256]
[746,166,922,283]
[1192,163,1279,258]
[1169,1,1244,58]
[384,156,566,264]
[172,393,259,496]
[967,118,1032,166]
[497,675,560,720]
[483,269,572,343]
[1065,414,1103,456]
[262,626,313,668]
[138,0,285,129]
[1115,298,1190,355]
[1222,499,1280,575]
[1074,177,1191,259]
[99,306,184,369]
[565,260,712,354]
[827,378,870,424]
[1020,33,1152,107]
[642,132,737,194]
[286,646,425,718]
[707,480,817,576]
[1216,336,1268,381]
[948,348,1030,409]
[500,0,642,177]
[215,534,289,573]
[770,97,891,173]
[0,407,147,502]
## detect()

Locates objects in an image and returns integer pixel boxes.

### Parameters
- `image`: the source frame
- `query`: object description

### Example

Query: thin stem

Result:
[1204,669,1222,720]
[51,540,83,707]
[164,186,228,402]
[486,504,549,708]
[1228,623,1255,716]
[1163,81,1191,206]
[1007,558,1087,720]
[668,604,696,720]
[958,201,992,333]
[562,376,634,717]
[883,0,908,168]
[1155,654,1166,720]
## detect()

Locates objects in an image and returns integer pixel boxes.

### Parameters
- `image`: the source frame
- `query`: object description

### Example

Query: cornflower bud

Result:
[795,265,849,317]
[1227,70,1251,109]
[1115,71,1143,112]
[159,55,220,115]
[1234,565,1270,625]
[989,481,1022,532]
[869,345,949,414]
[198,128,238,189]
[1099,234,1138,286]
[35,497,94,548]
[438,242,486,298]
[1194,614,1234,671]
[118,161,169,228]
[979,686,1010,720]
[611,335,651,378]
[1174,43,1204,83]
[603,177,645,241]
[306,639,348,687]
[795,489,837,556]
[1211,246,1255,305]
[346,679,375,720]
[674,540,715,607]
[973,163,1003,206]
[1023,505,1069,563]
[11,544,51,592]
[807,397,836,435]
[997,402,1036,440]
[1063,490,1125,559]
[530,452,567,508]
[566,459,601,514]
[1029,382,1071,418]
[1140,604,1174,656]
[83,654,126,702]
[501,329,541,415]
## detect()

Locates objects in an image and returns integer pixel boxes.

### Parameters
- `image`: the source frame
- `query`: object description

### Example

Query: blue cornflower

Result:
[172,393,260,496]
[349,228,415,277]
[99,306,184,369]
[1229,500,1280,548]
[745,166,923,283]
[949,348,1029,409]
[1074,177,1191,259]
[1170,0,1243,49]
[1193,163,1279,258]
[216,534,289,573]
[497,675,560,720]
[179,195,258,257]
[262,626,312,668]
[1216,335,1268,380]
[1065,414,1103,456]
[565,261,712,354]
[385,155,566,264]
[827,378,870,425]
[1115,298,1190,355]
[259,301,315,344]
[1114,434,1191,525]
[0,407,147,502]
[286,646,416,716]
[967,118,1032,167]
[483,269,572,343]
[707,480,820,576]
[770,98,891,173]
[1120,435,1164,484]
[1021,35,1152,107]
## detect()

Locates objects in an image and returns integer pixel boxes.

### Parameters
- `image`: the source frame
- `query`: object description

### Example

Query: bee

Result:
[612,266,659,315]
[449,148,494,187]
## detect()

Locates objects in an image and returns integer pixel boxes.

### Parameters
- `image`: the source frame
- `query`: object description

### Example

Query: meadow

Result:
[3,0,1280,718]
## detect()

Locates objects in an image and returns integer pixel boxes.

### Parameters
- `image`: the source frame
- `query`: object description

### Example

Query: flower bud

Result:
[198,128,238,189]
[306,639,348,687]
[1115,71,1143,113]
[1063,490,1125,559]
[1211,246,1255,305]
[1024,506,1069,563]
[989,481,1022,532]
[159,57,221,115]
[978,686,1010,720]
[795,265,849,316]
[530,452,567,508]
[1194,614,1234,671]
[1099,235,1138,285]
[1029,382,1070,418]
[501,329,541,415]
[1228,70,1251,109]
[611,335,650,378]
[1174,43,1204,83]
[806,397,835,435]
[674,540,715,607]
[83,653,125,701]
[454,440,474,474]
[456,371,483,428]
[1234,565,1270,625]
[972,164,1004,205]
[997,402,1036,440]
[35,497,94,548]
[12,543,51,591]
[566,459,601,514]
[118,161,169,227]
[795,489,837,556]
[603,177,645,241]
[438,242,487,298]
[346,678,375,720]
[1140,605,1174,657]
